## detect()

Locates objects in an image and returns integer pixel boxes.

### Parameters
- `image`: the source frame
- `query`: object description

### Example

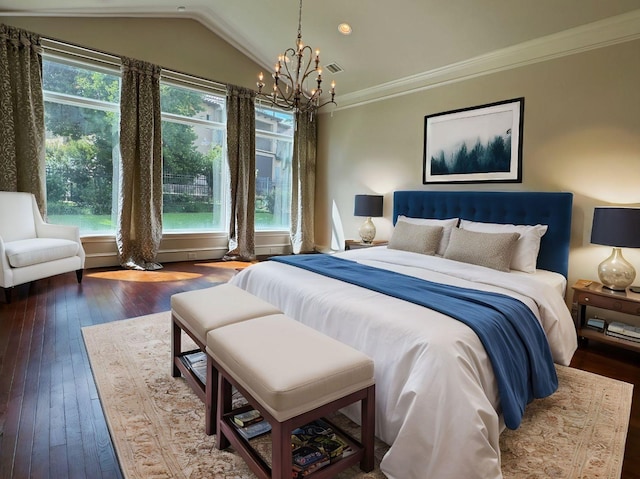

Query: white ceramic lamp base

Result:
[598,247,636,291]
[359,217,376,244]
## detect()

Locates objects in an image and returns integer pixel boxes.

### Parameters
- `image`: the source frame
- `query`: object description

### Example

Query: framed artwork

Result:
[423,97,524,184]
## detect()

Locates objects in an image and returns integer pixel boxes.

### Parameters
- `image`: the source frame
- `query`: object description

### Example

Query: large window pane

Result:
[255,106,294,231]
[43,58,120,235]
[161,84,226,232]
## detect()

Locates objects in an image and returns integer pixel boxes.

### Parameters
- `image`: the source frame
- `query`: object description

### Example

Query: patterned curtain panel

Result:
[0,24,46,214]
[290,112,317,254]
[225,85,256,261]
[117,57,163,271]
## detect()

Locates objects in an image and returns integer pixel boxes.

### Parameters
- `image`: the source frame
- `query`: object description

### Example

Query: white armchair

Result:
[0,191,85,303]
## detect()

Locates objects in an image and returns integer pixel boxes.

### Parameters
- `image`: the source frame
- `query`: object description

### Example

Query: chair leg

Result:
[3,287,11,304]
[76,269,83,283]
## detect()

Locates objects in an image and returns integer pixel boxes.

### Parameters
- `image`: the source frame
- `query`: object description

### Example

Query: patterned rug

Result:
[82,312,633,479]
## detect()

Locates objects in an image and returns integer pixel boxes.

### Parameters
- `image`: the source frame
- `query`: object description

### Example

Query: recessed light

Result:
[338,23,352,35]
[177,6,186,12]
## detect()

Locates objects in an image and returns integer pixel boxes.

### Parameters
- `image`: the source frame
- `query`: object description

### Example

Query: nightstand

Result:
[571,279,640,353]
[344,239,388,250]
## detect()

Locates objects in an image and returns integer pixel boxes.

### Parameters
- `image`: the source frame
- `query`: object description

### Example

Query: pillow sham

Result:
[396,215,458,256]
[443,228,520,272]
[388,222,443,255]
[459,220,548,273]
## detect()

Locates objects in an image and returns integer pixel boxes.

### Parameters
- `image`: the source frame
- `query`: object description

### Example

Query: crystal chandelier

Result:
[256,0,336,115]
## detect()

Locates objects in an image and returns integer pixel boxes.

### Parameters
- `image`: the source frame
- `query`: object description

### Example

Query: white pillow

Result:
[388,222,443,255]
[459,220,549,273]
[396,215,459,256]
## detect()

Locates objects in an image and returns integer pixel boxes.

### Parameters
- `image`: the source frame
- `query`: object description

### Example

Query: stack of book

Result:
[290,419,353,478]
[606,321,640,343]
[232,409,271,440]
[182,351,207,384]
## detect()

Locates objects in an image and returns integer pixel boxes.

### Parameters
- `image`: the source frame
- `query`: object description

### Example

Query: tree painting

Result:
[430,132,512,176]
[423,99,523,184]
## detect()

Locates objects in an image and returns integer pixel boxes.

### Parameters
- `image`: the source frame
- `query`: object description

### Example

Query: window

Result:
[160,83,226,232]
[43,47,294,237]
[43,57,121,235]
[255,106,294,231]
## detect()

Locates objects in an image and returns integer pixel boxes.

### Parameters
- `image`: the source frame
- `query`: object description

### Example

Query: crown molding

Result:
[0,7,273,72]
[3,7,639,109]
[336,9,640,110]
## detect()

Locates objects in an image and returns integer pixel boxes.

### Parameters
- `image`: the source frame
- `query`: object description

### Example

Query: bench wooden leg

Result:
[171,315,181,378]
[271,419,293,479]
[205,354,219,436]
[360,385,376,472]
[216,372,232,450]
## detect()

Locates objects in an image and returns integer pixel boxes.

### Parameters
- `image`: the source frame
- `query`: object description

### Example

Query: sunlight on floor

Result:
[196,261,255,270]
[87,270,203,282]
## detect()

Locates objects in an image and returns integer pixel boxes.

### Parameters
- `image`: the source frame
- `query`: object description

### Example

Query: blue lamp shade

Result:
[354,195,383,218]
[590,207,640,290]
[590,207,640,247]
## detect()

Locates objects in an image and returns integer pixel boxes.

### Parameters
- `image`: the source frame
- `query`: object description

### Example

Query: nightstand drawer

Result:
[574,291,640,315]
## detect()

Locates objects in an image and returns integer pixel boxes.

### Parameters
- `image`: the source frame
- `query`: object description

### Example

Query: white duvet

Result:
[229,247,578,479]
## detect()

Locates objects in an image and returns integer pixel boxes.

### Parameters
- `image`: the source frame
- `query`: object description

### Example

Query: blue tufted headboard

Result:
[393,191,573,278]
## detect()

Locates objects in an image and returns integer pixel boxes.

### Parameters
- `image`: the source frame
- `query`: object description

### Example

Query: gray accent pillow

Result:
[388,222,444,255]
[443,228,520,272]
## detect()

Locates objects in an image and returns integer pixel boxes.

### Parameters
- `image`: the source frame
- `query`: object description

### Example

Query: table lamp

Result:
[354,194,383,244]
[590,206,640,290]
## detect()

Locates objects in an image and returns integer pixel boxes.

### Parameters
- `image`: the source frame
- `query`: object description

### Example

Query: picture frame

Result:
[423,97,524,184]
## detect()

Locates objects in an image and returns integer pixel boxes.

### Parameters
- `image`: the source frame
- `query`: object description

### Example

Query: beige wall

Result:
[0,16,261,90]
[317,39,640,300]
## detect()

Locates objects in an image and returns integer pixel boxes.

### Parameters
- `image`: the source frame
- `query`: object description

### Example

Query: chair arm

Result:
[36,222,81,242]
[0,235,11,288]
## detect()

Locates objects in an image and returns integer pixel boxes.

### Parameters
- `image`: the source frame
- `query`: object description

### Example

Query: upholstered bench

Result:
[170,283,281,434]
[206,314,376,479]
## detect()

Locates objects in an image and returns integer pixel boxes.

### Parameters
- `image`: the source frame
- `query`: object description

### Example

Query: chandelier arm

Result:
[255,0,336,114]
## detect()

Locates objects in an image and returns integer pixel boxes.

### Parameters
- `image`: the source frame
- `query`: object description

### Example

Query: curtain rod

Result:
[40,35,228,94]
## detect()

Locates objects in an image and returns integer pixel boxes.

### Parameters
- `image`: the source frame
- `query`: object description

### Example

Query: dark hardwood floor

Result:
[0,262,638,478]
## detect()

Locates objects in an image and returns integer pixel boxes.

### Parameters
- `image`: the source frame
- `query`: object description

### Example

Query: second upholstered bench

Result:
[206,314,376,479]
[170,283,281,434]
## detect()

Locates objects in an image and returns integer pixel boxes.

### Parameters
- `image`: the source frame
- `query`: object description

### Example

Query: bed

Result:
[230,190,577,479]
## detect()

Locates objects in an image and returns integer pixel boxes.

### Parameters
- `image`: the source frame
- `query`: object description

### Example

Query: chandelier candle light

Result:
[590,206,640,291]
[256,0,336,115]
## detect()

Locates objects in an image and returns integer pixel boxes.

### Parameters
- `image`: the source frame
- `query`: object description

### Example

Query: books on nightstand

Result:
[586,317,606,332]
[605,321,640,343]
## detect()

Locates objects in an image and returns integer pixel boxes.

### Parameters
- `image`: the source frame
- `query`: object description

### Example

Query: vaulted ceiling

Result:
[2,1,640,107]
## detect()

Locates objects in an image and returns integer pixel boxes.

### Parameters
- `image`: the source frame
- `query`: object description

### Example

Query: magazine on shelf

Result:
[234,419,271,440]
[289,418,354,477]
[607,321,640,340]
[606,329,640,343]
[183,351,207,384]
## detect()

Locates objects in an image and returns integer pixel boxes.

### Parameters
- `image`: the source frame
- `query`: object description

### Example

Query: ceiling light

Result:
[256,0,336,116]
[177,6,186,12]
[338,23,352,35]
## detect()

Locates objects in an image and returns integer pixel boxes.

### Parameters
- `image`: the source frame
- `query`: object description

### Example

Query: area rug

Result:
[82,312,633,479]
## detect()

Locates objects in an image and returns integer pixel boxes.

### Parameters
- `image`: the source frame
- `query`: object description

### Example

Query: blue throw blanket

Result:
[272,254,558,429]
